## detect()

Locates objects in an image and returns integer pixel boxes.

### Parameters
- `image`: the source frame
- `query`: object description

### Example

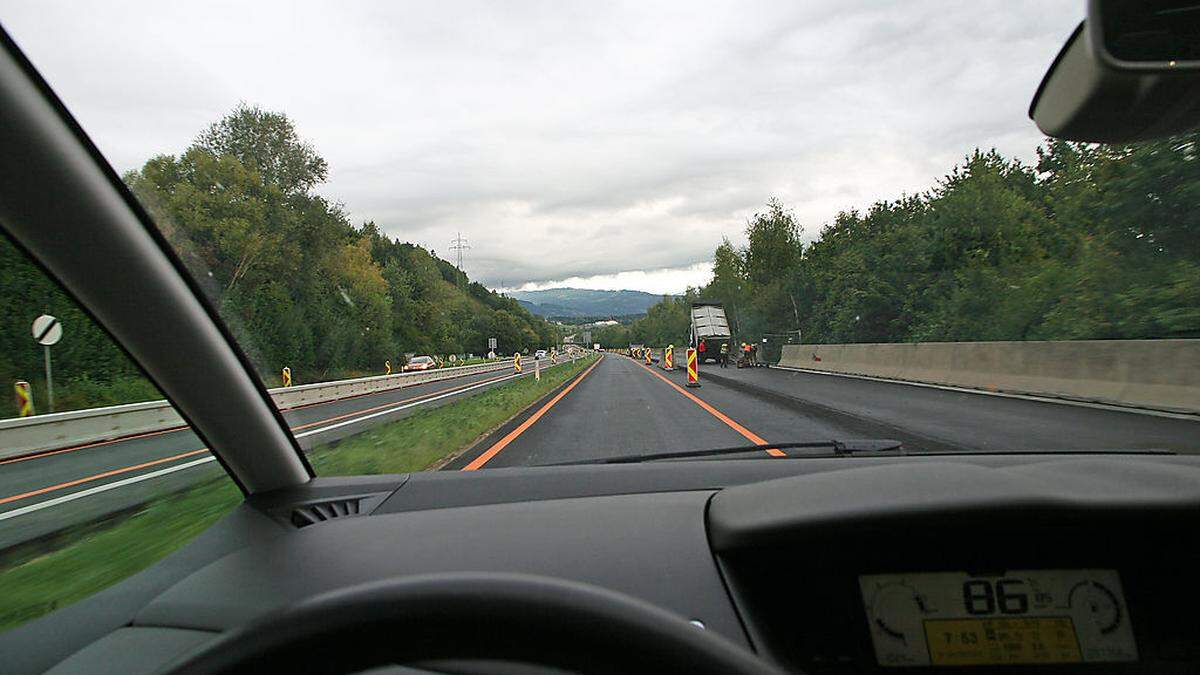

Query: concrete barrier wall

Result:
[0,357,526,459]
[778,340,1200,414]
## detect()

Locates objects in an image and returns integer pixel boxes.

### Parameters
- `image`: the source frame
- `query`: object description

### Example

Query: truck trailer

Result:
[689,301,731,364]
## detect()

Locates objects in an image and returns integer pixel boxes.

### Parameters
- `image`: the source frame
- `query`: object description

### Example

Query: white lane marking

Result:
[0,359,580,521]
[770,365,1200,422]
[0,457,216,522]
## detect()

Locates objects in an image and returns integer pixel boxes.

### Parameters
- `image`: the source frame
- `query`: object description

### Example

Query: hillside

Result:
[509,288,673,318]
[0,104,560,408]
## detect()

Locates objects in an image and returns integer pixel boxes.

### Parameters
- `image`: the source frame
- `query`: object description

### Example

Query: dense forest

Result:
[0,105,556,410]
[599,133,1200,350]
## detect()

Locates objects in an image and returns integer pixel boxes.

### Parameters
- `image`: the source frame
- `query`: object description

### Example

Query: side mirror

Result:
[1030,2,1200,142]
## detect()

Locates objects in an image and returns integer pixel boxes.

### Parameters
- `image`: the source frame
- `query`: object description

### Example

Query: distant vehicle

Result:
[535,349,548,360]
[690,301,730,364]
[402,355,437,371]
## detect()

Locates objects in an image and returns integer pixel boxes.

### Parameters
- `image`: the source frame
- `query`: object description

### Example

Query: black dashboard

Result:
[8,454,1200,674]
[708,460,1200,673]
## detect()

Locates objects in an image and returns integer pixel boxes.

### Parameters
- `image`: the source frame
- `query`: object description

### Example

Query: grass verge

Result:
[310,355,594,475]
[0,355,597,631]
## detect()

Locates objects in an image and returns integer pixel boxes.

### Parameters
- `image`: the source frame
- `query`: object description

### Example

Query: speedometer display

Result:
[859,570,1137,667]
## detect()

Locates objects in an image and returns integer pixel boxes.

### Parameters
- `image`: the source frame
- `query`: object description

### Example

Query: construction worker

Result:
[719,340,729,368]
[697,338,707,365]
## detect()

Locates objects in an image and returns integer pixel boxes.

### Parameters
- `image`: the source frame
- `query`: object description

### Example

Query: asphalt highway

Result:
[4,351,1198,549]
[0,360,556,549]
[449,354,1200,470]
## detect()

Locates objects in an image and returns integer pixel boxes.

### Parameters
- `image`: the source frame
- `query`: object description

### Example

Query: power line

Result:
[449,231,470,271]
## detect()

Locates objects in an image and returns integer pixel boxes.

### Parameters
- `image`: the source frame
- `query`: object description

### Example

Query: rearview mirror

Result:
[1091,0,1200,70]
[1030,11,1200,142]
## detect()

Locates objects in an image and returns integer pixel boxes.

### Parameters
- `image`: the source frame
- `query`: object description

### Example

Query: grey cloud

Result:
[1,0,1083,290]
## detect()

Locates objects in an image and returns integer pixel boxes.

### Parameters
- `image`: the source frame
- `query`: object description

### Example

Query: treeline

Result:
[628,133,1200,350]
[592,295,696,348]
[0,105,556,409]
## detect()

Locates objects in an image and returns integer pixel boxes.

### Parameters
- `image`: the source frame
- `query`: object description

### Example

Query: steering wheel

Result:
[159,572,785,675]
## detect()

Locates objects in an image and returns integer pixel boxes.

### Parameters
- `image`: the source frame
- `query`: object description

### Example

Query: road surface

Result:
[3,351,1199,549]
[448,354,1200,469]
[0,359,558,549]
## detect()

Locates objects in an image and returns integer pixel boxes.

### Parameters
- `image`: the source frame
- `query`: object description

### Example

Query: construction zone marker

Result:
[645,349,652,366]
[663,345,674,370]
[282,367,293,387]
[514,352,522,374]
[14,380,33,417]
[686,348,700,388]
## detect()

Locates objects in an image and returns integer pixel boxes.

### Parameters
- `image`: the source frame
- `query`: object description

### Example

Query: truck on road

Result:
[690,301,731,364]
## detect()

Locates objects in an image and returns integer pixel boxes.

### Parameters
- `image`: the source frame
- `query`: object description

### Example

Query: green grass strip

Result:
[0,355,597,631]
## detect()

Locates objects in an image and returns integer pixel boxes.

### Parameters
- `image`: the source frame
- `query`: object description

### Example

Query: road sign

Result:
[282,366,293,387]
[32,314,62,346]
[31,314,61,411]
[488,337,497,350]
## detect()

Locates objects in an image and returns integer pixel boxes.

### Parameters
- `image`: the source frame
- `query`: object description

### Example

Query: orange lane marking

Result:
[638,361,785,457]
[0,371,520,506]
[462,356,604,471]
[0,448,211,506]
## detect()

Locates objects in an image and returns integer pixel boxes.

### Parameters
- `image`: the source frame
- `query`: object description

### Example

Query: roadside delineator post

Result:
[282,366,292,387]
[14,380,33,417]
[535,356,541,382]
[664,345,674,370]
[514,352,522,374]
[686,348,700,388]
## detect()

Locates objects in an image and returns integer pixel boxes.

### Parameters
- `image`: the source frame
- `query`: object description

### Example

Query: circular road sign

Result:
[32,314,63,346]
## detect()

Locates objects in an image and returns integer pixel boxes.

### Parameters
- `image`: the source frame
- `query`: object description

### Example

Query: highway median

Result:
[0,353,598,630]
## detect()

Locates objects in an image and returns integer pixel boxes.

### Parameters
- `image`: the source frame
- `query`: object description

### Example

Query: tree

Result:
[194,103,328,196]
[698,135,1200,347]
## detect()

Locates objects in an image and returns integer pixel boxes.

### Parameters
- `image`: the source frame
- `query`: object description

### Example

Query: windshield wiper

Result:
[546,439,904,466]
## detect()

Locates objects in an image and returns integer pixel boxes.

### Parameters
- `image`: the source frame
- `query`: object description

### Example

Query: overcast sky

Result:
[2,1,1082,293]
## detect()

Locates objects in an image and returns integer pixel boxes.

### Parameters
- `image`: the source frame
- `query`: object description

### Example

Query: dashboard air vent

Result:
[290,497,365,528]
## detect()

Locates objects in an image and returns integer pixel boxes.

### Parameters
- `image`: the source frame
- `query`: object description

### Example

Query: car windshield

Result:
[1,0,1197,490]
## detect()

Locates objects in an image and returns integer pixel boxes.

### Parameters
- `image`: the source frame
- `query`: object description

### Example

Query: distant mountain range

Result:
[508,288,674,319]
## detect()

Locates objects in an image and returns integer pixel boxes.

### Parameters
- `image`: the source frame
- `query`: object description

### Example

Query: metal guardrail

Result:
[0,357,542,460]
